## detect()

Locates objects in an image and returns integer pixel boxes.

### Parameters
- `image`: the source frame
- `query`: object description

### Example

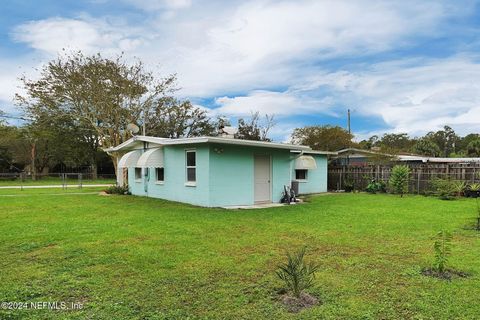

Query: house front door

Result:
[254,155,271,204]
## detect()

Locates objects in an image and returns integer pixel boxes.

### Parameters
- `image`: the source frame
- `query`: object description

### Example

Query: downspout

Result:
[144,141,149,195]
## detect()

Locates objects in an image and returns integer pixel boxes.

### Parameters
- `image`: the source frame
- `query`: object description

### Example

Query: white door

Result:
[254,155,271,203]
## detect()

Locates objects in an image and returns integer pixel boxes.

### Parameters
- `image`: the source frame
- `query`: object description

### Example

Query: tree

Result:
[359,135,379,150]
[389,165,410,197]
[467,139,480,157]
[425,126,460,157]
[236,111,275,141]
[291,125,353,151]
[458,133,480,154]
[16,51,177,175]
[147,97,216,138]
[412,138,441,156]
[378,133,414,152]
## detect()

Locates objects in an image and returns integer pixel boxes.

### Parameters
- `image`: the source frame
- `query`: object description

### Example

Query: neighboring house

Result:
[333,148,480,166]
[332,148,386,166]
[105,135,334,207]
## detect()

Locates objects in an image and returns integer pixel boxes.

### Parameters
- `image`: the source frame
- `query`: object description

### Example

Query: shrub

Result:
[276,247,319,298]
[343,180,354,192]
[430,178,458,200]
[104,185,130,195]
[452,181,467,197]
[433,230,452,274]
[466,183,480,198]
[366,180,386,194]
[389,165,410,197]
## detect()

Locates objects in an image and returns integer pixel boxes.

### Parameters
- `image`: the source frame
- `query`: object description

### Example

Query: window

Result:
[186,150,196,184]
[135,167,142,180]
[156,168,164,182]
[295,169,307,181]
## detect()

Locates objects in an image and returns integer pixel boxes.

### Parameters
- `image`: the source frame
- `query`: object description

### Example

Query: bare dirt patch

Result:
[421,268,470,281]
[277,291,320,313]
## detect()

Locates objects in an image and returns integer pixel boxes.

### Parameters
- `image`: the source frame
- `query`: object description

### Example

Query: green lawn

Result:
[1,192,480,319]
[0,177,115,186]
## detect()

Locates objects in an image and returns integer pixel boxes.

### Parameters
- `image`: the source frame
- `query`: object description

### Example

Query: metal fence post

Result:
[20,172,24,191]
[79,173,82,189]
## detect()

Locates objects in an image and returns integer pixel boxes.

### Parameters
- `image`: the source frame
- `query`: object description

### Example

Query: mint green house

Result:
[106,136,332,207]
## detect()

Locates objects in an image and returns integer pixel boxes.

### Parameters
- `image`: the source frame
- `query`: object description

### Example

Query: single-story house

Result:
[333,148,480,166]
[105,135,334,207]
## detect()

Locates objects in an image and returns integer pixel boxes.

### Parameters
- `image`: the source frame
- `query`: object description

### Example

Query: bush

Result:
[466,183,480,198]
[389,165,410,197]
[104,185,130,195]
[366,180,386,194]
[344,182,354,192]
[430,178,458,200]
[452,181,467,197]
[276,247,319,298]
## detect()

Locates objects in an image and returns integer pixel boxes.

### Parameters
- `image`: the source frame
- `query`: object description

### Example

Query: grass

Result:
[0,177,115,186]
[1,192,480,319]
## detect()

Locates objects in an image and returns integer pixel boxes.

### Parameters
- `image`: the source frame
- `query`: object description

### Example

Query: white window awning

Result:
[295,155,317,170]
[118,150,142,168]
[136,148,164,168]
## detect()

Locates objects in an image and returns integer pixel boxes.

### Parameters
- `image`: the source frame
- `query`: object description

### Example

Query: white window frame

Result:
[185,149,197,186]
[295,169,308,182]
[155,167,165,184]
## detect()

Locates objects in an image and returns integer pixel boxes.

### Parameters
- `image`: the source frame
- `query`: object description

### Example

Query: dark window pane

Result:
[186,151,196,166]
[156,168,164,181]
[135,168,142,179]
[187,168,196,182]
[295,169,307,180]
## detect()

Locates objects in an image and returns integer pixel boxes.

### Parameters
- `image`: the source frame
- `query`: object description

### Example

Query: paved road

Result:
[0,184,113,189]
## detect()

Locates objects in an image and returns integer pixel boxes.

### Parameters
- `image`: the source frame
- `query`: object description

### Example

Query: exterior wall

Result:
[207,144,292,206]
[127,143,328,207]
[129,144,210,207]
[294,154,328,195]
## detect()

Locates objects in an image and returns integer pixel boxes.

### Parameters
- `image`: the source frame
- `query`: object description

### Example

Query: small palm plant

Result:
[276,247,319,298]
[452,181,467,197]
[433,230,452,274]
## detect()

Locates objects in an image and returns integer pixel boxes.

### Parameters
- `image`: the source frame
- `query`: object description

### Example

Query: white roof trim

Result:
[136,148,164,168]
[105,135,313,152]
[290,150,337,155]
[295,155,317,169]
[118,150,142,168]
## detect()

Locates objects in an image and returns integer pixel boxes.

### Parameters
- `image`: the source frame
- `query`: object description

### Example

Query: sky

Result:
[1,0,480,142]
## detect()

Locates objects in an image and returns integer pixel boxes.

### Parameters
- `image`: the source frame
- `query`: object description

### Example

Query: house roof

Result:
[335,148,480,163]
[105,135,335,154]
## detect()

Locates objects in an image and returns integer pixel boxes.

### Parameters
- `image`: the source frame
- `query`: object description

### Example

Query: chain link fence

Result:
[0,173,116,189]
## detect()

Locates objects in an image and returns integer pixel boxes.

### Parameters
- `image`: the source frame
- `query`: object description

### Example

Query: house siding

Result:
[129,144,210,206]
[207,144,293,206]
[294,154,328,195]
[126,143,328,207]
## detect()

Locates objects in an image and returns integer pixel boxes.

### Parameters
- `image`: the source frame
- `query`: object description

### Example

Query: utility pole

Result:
[142,109,146,136]
[347,109,351,135]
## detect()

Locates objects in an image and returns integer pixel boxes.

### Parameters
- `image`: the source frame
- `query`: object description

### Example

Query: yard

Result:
[0,177,115,186]
[1,191,480,319]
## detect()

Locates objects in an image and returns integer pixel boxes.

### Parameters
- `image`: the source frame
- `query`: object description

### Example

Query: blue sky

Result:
[1,0,480,141]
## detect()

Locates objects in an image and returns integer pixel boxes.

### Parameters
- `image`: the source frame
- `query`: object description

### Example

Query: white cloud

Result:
[5,0,479,139]
[11,16,145,56]
[212,90,334,117]
[122,0,192,11]
[300,57,480,136]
